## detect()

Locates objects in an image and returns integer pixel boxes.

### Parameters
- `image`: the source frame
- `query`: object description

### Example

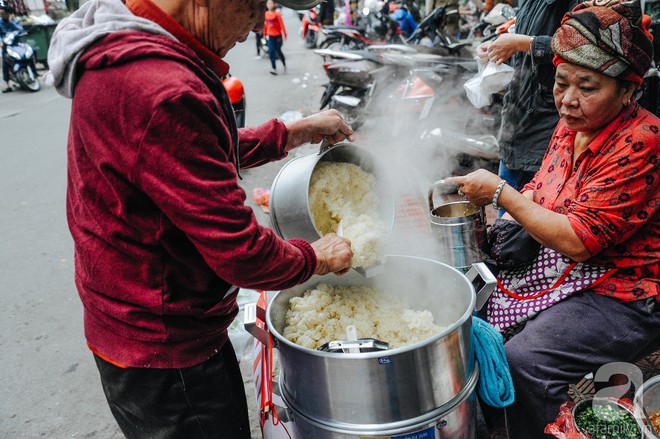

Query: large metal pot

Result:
[269,142,395,242]
[245,256,496,437]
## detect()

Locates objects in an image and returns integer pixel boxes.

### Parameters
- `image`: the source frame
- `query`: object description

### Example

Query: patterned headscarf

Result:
[552,0,654,85]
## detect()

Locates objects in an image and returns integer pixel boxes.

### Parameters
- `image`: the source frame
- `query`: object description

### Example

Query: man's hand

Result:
[311,233,353,275]
[284,110,355,152]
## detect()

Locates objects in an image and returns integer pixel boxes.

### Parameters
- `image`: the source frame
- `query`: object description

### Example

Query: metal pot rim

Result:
[572,398,641,438]
[270,141,396,242]
[265,255,477,357]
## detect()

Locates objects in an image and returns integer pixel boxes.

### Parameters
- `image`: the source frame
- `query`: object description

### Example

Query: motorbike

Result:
[379,59,501,180]
[301,6,322,48]
[466,3,516,40]
[2,31,40,92]
[319,0,404,51]
[316,46,447,130]
[222,73,246,128]
[405,6,473,56]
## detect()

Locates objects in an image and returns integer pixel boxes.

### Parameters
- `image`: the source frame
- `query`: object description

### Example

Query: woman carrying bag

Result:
[447,1,660,437]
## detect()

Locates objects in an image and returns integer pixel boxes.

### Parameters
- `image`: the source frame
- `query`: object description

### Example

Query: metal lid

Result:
[277,0,323,10]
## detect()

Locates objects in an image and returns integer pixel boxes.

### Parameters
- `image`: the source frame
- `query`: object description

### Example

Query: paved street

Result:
[0,8,337,438]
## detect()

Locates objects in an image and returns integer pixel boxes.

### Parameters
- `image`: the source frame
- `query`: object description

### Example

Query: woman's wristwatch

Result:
[492,180,507,210]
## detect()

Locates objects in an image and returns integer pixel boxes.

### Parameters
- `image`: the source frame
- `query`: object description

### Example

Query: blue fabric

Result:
[471,315,515,408]
[392,9,417,36]
[0,18,23,39]
[0,18,23,82]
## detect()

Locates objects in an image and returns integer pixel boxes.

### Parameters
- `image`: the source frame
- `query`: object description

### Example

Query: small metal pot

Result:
[634,375,660,439]
[573,398,642,439]
[428,180,487,272]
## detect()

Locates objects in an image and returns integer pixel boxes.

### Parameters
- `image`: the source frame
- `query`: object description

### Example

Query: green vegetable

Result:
[574,401,640,439]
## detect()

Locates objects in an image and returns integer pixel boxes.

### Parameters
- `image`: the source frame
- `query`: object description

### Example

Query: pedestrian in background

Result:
[319,0,335,25]
[476,0,583,211]
[254,30,264,59]
[46,0,354,437]
[264,0,287,75]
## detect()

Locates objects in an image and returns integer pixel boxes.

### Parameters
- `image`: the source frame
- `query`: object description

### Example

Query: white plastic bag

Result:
[464,60,515,108]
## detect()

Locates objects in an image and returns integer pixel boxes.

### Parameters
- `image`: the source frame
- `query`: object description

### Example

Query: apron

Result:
[487,247,617,339]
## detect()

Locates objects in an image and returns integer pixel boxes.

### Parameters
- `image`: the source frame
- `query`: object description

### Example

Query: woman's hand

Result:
[284,110,355,152]
[311,233,354,275]
[447,170,591,261]
[484,33,533,65]
[445,169,502,207]
[476,41,492,64]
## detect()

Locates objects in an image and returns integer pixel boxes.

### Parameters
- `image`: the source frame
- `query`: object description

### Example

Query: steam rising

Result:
[347,58,498,265]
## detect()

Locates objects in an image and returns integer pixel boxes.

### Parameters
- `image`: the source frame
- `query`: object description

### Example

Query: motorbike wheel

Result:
[305,29,318,49]
[16,67,41,92]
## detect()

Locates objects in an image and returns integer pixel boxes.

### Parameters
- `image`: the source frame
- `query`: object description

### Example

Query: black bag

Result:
[482,219,541,270]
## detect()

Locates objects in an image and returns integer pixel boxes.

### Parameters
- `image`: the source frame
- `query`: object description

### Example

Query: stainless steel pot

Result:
[573,398,642,439]
[428,180,487,272]
[269,142,395,243]
[245,256,496,433]
[634,375,660,438]
[285,366,479,438]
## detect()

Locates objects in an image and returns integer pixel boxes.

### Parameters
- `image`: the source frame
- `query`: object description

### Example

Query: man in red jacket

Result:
[46,0,353,437]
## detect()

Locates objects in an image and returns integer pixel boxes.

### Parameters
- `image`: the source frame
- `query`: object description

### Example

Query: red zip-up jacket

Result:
[264,10,287,38]
[64,15,315,368]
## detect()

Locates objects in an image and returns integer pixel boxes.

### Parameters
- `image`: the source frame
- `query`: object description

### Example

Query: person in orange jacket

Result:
[264,0,287,75]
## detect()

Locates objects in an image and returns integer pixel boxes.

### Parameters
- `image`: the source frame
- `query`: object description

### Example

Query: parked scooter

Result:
[405,6,473,56]
[316,46,445,130]
[2,30,40,92]
[464,3,516,41]
[319,0,404,51]
[301,6,322,48]
[402,61,502,177]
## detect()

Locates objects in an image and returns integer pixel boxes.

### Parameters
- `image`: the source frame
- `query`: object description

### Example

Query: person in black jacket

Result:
[476,0,583,209]
[319,0,335,25]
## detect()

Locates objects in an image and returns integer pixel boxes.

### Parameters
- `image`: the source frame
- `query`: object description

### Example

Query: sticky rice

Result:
[309,162,388,268]
[283,283,443,350]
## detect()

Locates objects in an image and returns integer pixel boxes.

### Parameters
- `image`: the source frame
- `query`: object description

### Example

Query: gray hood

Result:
[46,0,174,98]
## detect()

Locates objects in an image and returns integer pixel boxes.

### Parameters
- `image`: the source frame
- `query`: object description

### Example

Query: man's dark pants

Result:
[500,292,659,438]
[94,339,251,439]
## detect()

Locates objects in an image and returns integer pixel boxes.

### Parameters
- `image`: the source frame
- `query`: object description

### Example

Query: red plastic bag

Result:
[252,188,270,213]
[545,401,589,439]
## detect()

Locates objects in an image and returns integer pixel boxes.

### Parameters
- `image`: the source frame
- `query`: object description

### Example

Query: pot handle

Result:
[318,138,334,155]
[244,302,270,346]
[466,262,497,311]
[428,179,458,212]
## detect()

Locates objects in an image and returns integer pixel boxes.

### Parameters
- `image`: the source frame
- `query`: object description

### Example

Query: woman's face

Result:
[553,63,634,136]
